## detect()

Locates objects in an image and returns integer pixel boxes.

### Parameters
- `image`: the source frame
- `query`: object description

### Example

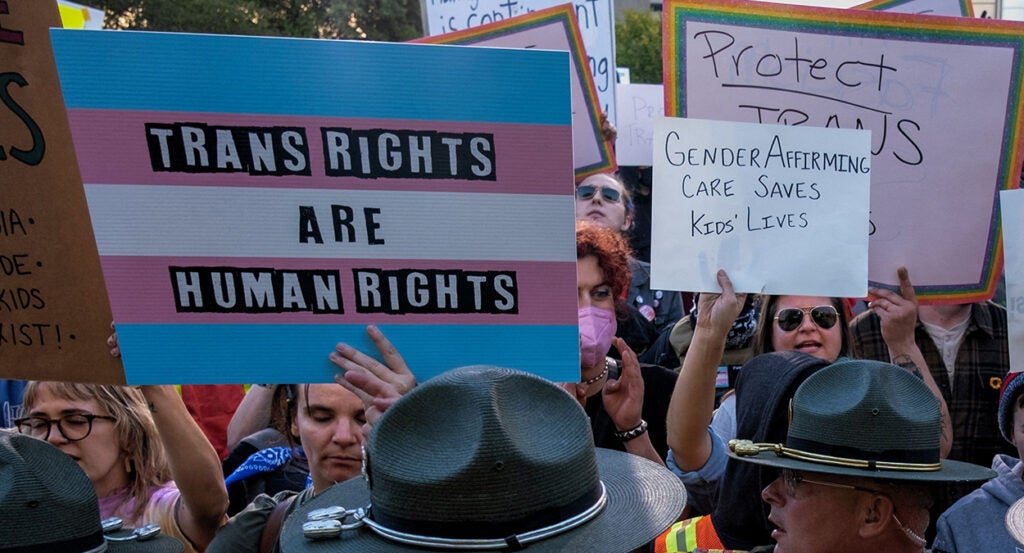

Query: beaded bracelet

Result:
[581,358,613,386]
[613,419,648,442]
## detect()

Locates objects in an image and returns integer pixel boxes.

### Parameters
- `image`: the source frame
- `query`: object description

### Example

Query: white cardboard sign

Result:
[651,117,871,296]
[1000,189,1024,373]
[421,0,617,124]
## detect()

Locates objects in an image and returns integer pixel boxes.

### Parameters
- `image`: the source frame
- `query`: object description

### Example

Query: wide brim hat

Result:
[728,359,995,483]
[279,366,686,553]
[0,431,183,553]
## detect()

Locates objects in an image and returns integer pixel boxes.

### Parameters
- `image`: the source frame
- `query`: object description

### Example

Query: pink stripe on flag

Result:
[67,109,573,195]
[101,256,578,325]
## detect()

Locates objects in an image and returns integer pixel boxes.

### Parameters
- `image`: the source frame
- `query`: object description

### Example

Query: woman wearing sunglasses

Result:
[17,382,228,553]
[575,173,684,363]
[754,294,850,361]
[665,271,952,518]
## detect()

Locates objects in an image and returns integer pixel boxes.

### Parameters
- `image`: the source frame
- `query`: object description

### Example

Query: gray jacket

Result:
[933,454,1024,553]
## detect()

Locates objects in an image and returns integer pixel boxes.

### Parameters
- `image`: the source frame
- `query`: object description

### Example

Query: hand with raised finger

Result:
[868,266,918,351]
[329,325,417,428]
[335,368,403,432]
[362,325,416,395]
[602,338,645,433]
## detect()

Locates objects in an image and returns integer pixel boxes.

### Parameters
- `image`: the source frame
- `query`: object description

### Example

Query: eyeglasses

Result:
[774,305,839,332]
[575,184,622,204]
[15,413,117,442]
[781,469,884,498]
[779,469,928,546]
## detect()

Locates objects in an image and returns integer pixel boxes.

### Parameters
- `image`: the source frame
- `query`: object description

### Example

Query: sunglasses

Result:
[774,305,839,332]
[575,184,621,203]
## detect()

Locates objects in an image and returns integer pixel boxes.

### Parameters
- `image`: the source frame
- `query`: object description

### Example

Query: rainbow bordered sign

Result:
[51,31,579,384]
[416,4,615,180]
[856,0,973,17]
[664,0,1024,302]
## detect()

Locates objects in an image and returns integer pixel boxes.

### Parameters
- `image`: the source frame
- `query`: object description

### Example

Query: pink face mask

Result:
[578,306,617,368]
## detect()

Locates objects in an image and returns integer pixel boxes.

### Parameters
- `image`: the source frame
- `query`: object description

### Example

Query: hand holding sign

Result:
[694,270,747,335]
[331,325,415,432]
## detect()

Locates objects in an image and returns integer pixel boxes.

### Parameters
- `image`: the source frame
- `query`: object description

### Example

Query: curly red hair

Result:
[576,220,632,300]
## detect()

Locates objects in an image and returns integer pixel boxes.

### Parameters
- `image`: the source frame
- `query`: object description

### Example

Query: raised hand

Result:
[330,325,416,431]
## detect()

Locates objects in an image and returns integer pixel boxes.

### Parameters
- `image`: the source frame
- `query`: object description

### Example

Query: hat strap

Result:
[307,483,607,550]
[361,483,606,550]
[0,532,107,553]
[729,440,942,472]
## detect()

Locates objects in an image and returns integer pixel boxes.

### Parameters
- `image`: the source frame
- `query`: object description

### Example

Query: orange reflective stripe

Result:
[695,516,726,549]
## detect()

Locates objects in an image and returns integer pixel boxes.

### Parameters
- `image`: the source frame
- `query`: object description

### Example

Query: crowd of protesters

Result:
[4,166,1019,552]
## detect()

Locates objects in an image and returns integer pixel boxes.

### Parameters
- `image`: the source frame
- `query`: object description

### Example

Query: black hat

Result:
[280,366,686,552]
[0,430,184,553]
[728,359,995,482]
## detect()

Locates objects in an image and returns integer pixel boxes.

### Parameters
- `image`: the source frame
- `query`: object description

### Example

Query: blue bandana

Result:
[225,446,312,488]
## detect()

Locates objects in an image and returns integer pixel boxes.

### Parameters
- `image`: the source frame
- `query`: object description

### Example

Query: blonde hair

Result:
[23,381,171,520]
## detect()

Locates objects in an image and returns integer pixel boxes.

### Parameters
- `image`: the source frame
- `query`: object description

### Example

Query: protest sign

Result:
[651,117,870,296]
[57,1,103,28]
[616,0,967,171]
[857,0,973,16]
[51,31,579,385]
[0,1,123,383]
[615,83,664,166]
[616,67,630,85]
[1001,189,1024,374]
[416,4,615,179]
[420,0,617,126]
[664,0,1024,302]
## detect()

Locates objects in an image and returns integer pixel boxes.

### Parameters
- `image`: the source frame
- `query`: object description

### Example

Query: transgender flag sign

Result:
[51,30,579,385]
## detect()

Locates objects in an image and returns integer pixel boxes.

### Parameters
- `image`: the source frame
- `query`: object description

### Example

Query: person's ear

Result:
[858,494,895,539]
[290,393,301,439]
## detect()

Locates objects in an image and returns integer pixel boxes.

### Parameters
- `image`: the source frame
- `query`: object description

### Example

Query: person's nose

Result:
[44,422,67,446]
[332,419,361,446]
[796,309,817,332]
[578,290,591,309]
[762,475,786,506]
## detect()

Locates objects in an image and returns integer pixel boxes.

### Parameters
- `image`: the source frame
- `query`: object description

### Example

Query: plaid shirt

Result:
[850,301,1014,467]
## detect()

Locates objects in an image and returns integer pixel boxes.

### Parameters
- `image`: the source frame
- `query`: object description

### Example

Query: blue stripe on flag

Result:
[116,323,580,384]
[51,30,571,125]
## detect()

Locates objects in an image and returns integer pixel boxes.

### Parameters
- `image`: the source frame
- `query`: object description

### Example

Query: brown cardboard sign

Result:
[0,0,123,383]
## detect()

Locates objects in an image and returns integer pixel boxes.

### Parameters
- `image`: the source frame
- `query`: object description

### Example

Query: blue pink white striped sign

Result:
[51,30,579,384]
